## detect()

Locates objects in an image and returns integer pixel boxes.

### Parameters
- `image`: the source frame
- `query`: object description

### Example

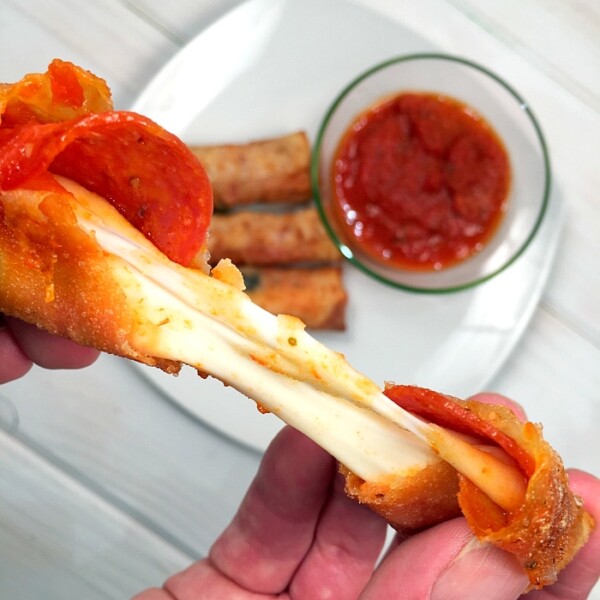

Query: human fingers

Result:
[166,426,336,598]
[288,472,387,599]
[470,396,600,598]
[526,469,600,600]
[361,517,528,600]
[5,317,99,370]
[360,393,531,599]
[0,318,32,383]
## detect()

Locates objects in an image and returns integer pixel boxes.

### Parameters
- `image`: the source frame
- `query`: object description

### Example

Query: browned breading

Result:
[0,187,180,374]
[243,266,347,330]
[343,392,595,590]
[1,63,594,595]
[457,401,595,589]
[191,132,311,209]
[342,460,461,533]
[207,205,340,266]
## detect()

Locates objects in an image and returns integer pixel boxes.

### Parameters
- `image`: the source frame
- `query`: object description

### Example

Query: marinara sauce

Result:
[332,92,510,271]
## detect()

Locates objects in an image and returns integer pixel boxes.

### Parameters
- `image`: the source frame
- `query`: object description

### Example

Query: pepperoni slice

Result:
[384,384,535,476]
[1,61,212,266]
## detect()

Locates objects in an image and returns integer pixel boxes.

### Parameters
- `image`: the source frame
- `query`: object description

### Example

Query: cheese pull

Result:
[0,176,593,589]
[0,62,594,591]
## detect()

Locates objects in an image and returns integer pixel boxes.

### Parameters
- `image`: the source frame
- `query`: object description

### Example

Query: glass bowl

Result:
[311,53,551,293]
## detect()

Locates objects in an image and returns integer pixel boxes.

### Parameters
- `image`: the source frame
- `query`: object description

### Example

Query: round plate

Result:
[131,0,562,453]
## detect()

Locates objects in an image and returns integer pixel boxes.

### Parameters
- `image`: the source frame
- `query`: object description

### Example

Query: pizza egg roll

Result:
[191,131,311,209]
[0,62,594,591]
[242,266,347,330]
[207,205,341,266]
[347,385,595,590]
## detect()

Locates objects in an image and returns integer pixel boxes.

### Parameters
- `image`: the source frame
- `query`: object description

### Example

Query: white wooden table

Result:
[1,1,599,597]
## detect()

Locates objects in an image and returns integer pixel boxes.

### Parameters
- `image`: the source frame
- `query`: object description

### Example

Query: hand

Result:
[134,394,600,600]
[0,315,99,383]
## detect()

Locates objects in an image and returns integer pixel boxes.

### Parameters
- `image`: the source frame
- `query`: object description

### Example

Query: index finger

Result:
[0,319,32,383]
[6,317,99,370]
[207,426,336,594]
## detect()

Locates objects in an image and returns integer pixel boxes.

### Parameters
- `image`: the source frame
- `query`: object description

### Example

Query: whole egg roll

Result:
[243,266,347,330]
[207,206,340,266]
[191,132,311,209]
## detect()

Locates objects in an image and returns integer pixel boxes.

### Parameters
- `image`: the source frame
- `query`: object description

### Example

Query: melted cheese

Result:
[57,176,527,513]
[58,176,438,481]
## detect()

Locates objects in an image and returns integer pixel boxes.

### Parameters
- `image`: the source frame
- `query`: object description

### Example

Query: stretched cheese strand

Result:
[61,177,526,511]
[0,61,591,590]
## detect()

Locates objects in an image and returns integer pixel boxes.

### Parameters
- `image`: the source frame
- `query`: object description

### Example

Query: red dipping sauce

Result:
[332,92,510,271]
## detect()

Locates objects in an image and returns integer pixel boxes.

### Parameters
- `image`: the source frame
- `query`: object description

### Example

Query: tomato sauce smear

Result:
[333,92,511,271]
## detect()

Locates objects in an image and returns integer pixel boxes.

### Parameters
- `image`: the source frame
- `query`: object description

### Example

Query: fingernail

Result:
[431,539,529,600]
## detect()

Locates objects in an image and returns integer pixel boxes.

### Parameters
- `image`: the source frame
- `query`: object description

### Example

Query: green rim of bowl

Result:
[311,53,552,294]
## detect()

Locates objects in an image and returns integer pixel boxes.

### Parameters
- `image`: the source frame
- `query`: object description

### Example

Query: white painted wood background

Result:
[0,0,598,597]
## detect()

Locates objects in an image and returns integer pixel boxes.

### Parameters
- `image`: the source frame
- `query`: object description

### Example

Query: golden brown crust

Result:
[207,205,340,266]
[191,132,311,209]
[457,401,595,589]
[0,187,180,374]
[243,266,347,330]
[1,182,594,592]
[341,460,461,533]
[343,394,594,589]
[0,59,112,124]
[1,62,593,591]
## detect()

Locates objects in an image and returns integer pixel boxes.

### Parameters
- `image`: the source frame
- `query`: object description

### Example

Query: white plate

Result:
[131,0,562,454]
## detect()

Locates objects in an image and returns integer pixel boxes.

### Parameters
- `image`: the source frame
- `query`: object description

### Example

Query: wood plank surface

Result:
[0,432,190,598]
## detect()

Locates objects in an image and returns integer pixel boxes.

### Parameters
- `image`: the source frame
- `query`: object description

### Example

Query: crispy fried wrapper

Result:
[207,205,340,267]
[343,392,594,589]
[342,460,462,533]
[2,63,593,593]
[457,401,594,589]
[191,132,311,209]
[242,266,347,330]
[0,186,182,375]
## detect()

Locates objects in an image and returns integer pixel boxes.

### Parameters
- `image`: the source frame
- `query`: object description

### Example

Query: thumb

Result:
[361,518,529,600]
[430,538,529,600]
